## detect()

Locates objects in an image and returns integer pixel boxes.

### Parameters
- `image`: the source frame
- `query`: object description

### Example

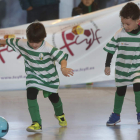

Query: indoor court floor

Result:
[0,87,139,140]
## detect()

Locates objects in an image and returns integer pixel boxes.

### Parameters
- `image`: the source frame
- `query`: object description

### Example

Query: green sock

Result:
[134,91,140,113]
[27,99,42,125]
[51,97,63,116]
[113,92,125,114]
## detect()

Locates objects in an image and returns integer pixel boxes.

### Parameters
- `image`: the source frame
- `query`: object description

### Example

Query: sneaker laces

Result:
[58,115,65,122]
[60,117,65,121]
[31,122,42,129]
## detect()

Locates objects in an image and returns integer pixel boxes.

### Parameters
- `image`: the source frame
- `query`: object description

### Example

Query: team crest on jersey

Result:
[39,53,44,60]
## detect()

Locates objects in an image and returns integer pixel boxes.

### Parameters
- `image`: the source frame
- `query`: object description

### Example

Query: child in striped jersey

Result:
[0,22,74,132]
[104,2,140,126]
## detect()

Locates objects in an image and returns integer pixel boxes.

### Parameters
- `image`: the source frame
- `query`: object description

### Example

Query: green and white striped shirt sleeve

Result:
[104,28,122,54]
[6,38,21,54]
[50,47,68,64]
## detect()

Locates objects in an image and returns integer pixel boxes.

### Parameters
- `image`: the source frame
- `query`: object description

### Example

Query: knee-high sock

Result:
[134,91,140,113]
[27,99,42,125]
[51,97,63,116]
[113,92,125,114]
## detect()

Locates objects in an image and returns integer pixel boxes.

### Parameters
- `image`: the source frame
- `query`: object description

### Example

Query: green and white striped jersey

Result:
[104,28,140,87]
[6,38,68,93]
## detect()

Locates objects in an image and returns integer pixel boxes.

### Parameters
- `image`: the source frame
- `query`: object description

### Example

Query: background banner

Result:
[0,0,139,90]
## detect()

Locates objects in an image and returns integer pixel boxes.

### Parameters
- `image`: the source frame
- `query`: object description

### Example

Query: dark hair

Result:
[120,2,140,20]
[26,22,47,43]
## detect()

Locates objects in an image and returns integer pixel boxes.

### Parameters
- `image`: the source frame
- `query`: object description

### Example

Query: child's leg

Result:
[133,83,140,113]
[107,86,127,125]
[48,93,63,116]
[113,86,127,114]
[27,88,42,125]
[48,93,67,127]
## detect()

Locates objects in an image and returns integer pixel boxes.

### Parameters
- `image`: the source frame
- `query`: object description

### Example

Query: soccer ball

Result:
[0,117,9,138]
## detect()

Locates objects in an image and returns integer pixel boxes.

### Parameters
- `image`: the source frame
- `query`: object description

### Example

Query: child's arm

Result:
[0,40,6,47]
[61,59,74,77]
[104,52,113,76]
[47,44,74,77]
[104,67,110,75]
[103,29,122,76]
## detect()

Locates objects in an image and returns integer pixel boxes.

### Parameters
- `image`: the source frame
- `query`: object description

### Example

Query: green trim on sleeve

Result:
[111,37,118,43]
[103,47,115,55]
[15,38,20,47]
[50,47,69,64]
[6,38,16,52]
[53,51,63,61]
[59,53,68,64]
[50,47,58,55]
[106,43,118,48]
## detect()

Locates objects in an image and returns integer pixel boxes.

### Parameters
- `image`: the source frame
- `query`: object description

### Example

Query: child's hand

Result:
[61,68,74,77]
[0,39,6,47]
[104,67,110,75]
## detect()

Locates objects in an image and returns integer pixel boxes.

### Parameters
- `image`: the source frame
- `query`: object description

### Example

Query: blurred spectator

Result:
[19,0,60,23]
[72,0,98,17]
[106,0,134,8]
[95,0,110,9]
[106,0,117,7]
[116,0,133,4]
[0,0,6,28]
[72,0,98,87]
[96,0,133,10]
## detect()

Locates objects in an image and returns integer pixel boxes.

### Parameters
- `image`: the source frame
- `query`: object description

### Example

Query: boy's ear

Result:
[136,19,140,25]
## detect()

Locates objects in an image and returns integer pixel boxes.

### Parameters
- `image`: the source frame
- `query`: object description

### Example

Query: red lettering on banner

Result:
[0,45,21,63]
[60,29,102,56]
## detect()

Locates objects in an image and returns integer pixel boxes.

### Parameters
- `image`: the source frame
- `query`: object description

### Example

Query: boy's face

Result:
[121,17,139,32]
[82,0,94,6]
[28,41,43,50]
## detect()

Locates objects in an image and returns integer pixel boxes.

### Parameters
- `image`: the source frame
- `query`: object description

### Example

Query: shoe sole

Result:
[26,128,42,132]
[54,115,67,127]
[106,120,121,126]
